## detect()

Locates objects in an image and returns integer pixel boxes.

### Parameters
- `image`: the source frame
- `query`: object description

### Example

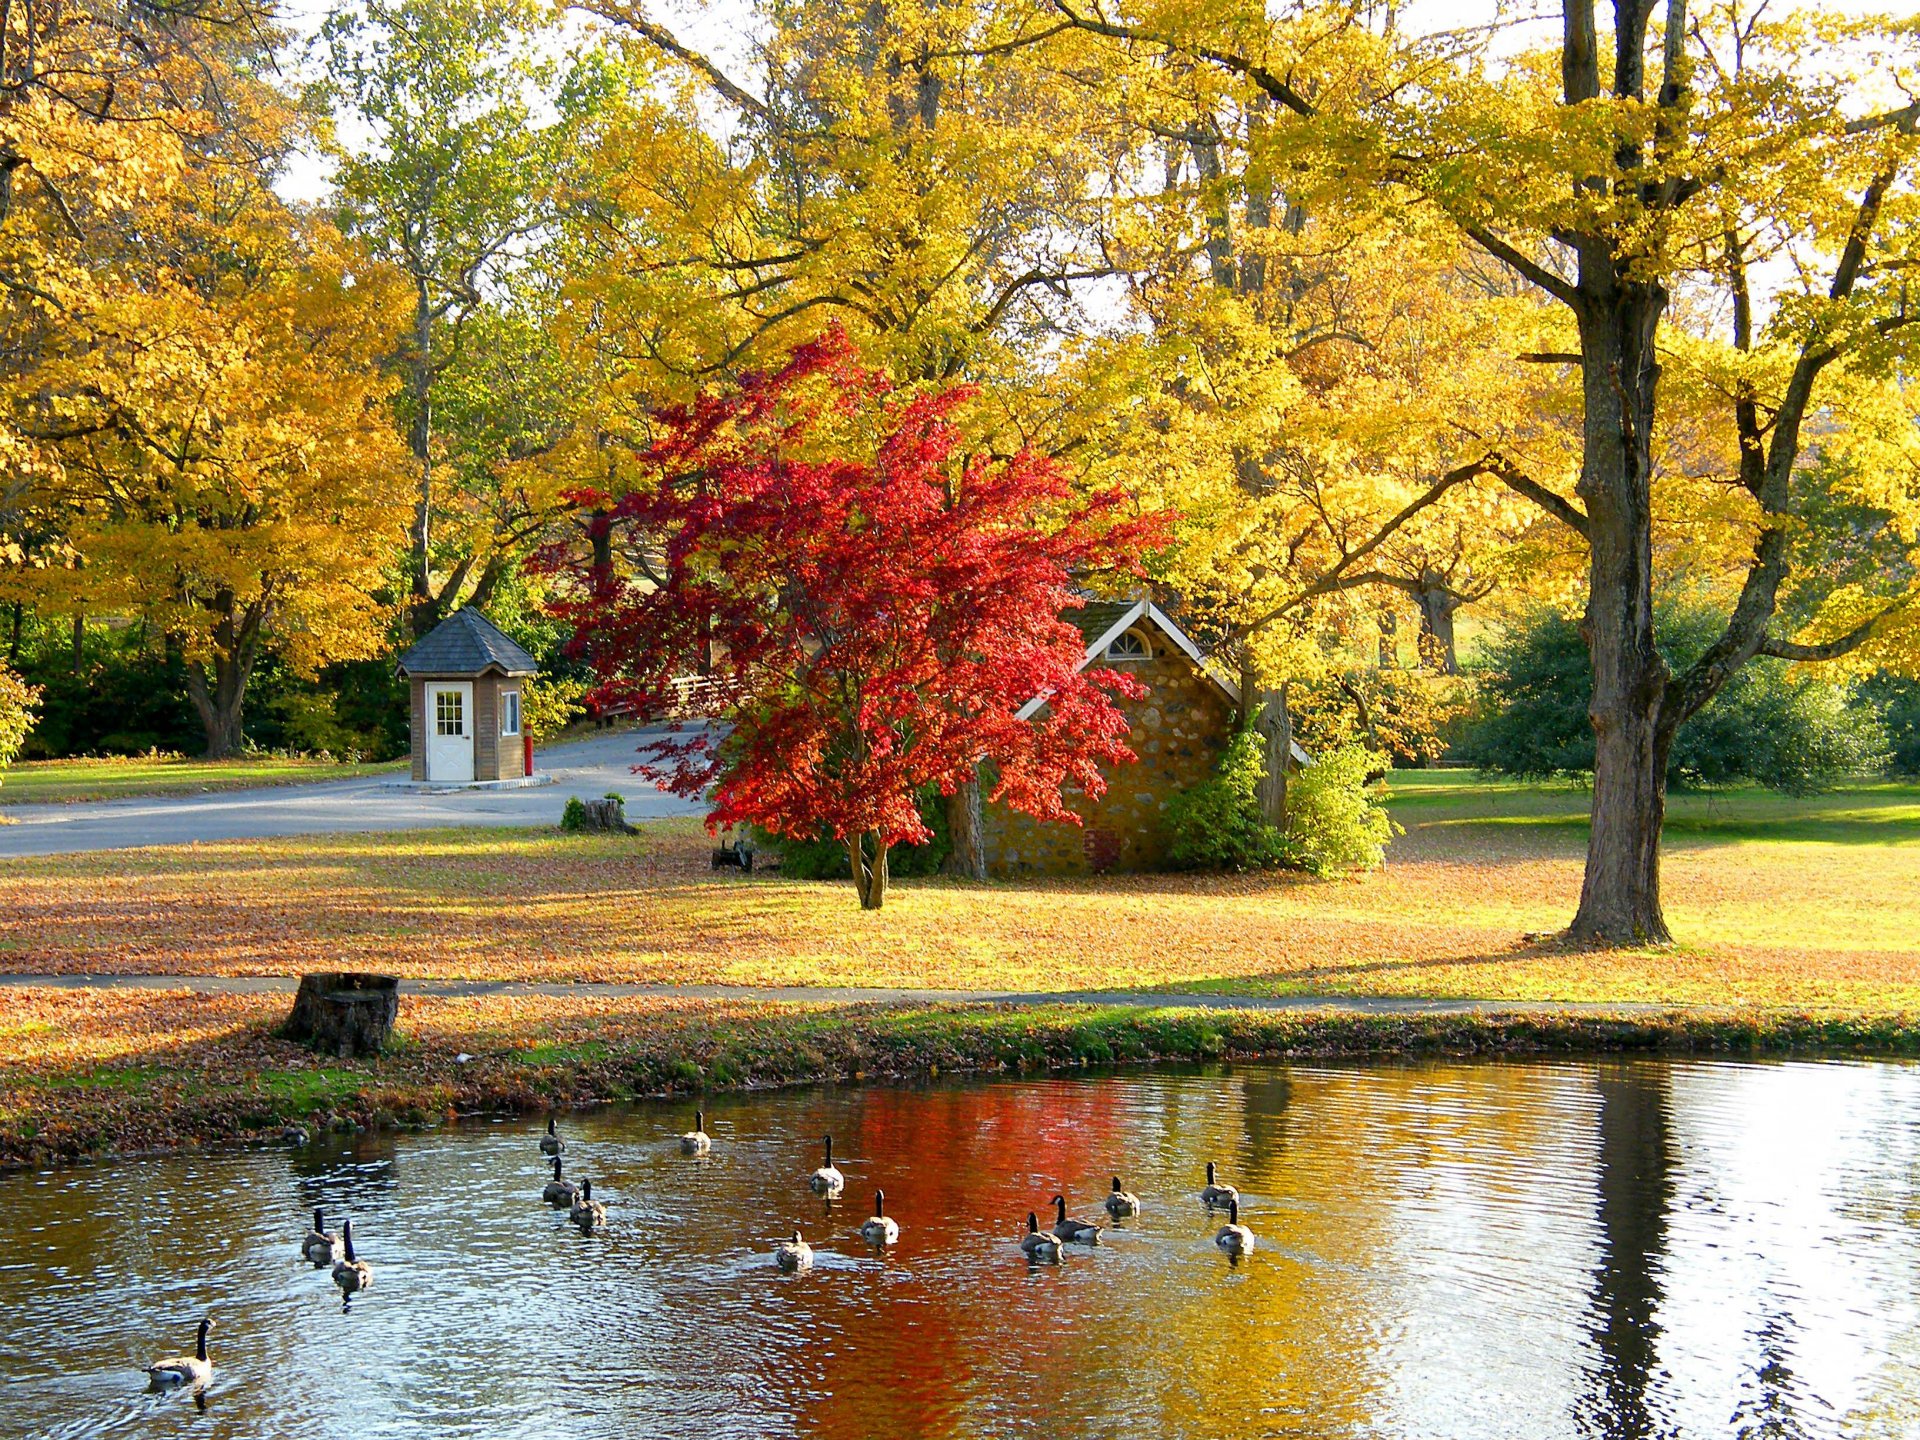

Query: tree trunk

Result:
[1567,261,1673,945]
[943,771,987,880]
[849,831,890,909]
[70,613,84,674]
[1253,682,1292,832]
[182,599,266,760]
[1376,610,1398,668]
[6,602,22,666]
[1414,582,1461,675]
[407,280,436,636]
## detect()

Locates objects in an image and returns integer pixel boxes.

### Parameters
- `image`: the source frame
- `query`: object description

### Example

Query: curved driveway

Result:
[0,730,709,857]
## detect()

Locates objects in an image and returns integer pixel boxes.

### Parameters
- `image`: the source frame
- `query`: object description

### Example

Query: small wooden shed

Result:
[396,609,538,785]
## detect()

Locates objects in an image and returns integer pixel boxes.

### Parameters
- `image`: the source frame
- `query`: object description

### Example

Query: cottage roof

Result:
[1024,599,1311,767]
[397,608,538,678]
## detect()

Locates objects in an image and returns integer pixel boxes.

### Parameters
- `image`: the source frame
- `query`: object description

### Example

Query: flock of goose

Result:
[143,1111,1257,1394]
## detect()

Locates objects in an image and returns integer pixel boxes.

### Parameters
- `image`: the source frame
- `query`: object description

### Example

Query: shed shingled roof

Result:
[397,608,538,677]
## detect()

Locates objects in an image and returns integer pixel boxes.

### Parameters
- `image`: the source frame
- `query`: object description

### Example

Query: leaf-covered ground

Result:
[1,774,1916,1013]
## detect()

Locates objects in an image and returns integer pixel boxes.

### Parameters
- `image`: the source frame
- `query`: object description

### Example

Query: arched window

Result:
[1105,629,1151,661]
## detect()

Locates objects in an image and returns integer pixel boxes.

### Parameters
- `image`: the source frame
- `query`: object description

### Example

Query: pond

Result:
[2,1057,1917,1439]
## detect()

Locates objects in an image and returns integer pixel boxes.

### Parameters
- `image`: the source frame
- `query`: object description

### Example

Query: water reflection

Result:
[1,1058,1916,1439]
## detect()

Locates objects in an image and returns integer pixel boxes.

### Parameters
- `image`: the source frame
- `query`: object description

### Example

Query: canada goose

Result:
[1200,1161,1238,1209]
[808,1135,845,1197]
[775,1230,813,1272]
[680,1110,712,1154]
[145,1318,213,1391]
[332,1219,372,1298]
[1019,1211,1064,1262]
[301,1208,340,1266]
[1215,1198,1255,1257]
[542,1155,579,1207]
[540,1117,564,1156]
[570,1177,607,1232]
[1051,1194,1102,1244]
[1104,1176,1141,1219]
[858,1189,900,1246]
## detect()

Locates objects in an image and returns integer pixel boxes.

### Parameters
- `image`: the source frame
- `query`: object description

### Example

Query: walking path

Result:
[0,972,1678,1016]
[0,730,707,857]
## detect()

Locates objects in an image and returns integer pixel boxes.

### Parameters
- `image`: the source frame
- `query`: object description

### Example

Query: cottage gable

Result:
[985,600,1299,877]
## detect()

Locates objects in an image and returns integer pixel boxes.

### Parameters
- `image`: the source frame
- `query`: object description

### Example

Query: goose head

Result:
[340,1218,357,1262]
[580,1178,594,1202]
[195,1317,213,1361]
[551,1156,564,1180]
[313,1207,326,1233]
[872,1189,886,1218]
[821,1134,833,1167]
[1227,1198,1240,1225]
[694,1109,705,1131]
[1052,1194,1067,1221]
[1025,1211,1040,1235]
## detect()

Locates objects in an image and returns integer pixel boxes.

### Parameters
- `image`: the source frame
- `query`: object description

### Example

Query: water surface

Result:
[3,1058,1917,1438]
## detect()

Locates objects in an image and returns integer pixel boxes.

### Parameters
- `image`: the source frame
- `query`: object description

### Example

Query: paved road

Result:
[0,730,708,857]
[0,972,1681,1016]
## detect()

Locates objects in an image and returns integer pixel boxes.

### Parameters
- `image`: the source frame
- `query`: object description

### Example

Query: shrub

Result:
[560,796,589,832]
[1163,730,1396,876]
[1860,674,1920,776]
[1462,603,1887,793]
[1273,742,1399,877]
[0,667,40,785]
[1162,729,1289,872]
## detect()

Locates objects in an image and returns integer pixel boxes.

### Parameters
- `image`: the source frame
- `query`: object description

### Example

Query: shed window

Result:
[435,690,465,736]
[1105,629,1151,661]
[501,690,521,738]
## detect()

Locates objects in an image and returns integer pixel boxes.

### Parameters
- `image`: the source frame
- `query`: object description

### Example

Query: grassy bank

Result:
[4,777,1918,1011]
[3,985,1916,1170]
[0,753,401,805]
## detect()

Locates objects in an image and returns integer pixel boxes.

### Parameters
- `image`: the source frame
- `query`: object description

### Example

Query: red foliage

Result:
[550,329,1165,864]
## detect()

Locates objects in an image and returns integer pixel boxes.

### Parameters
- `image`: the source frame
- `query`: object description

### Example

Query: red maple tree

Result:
[551,330,1164,908]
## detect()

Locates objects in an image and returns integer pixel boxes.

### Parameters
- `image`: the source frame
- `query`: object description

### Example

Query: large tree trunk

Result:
[1414,581,1461,675]
[1567,259,1673,945]
[407,280,437,636]
[849,831,890,909]
[183,599,266,760]
[1253,682,1292,832]
[943,771,987,880]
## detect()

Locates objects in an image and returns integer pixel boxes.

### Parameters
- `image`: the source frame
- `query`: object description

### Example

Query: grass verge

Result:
[2,986,1915,1170]
[0,753,402,805]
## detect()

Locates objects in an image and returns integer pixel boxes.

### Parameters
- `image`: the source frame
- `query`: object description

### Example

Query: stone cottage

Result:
[981,600,1308,877]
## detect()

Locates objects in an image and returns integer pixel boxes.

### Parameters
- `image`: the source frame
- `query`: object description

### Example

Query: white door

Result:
[426,683,474,783]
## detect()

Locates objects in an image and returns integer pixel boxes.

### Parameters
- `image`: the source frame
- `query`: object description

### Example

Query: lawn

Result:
[2,774,1916,1013]
[0,753,402,804]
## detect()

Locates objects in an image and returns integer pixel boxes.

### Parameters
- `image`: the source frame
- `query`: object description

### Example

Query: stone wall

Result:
[982,648,1235,876]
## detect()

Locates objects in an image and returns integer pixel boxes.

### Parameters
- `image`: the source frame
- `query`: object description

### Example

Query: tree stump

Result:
[577,797,636,833]
[284,973,399,1058]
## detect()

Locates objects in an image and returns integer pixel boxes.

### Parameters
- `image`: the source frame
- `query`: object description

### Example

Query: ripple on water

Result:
[3,1057,1919,1439]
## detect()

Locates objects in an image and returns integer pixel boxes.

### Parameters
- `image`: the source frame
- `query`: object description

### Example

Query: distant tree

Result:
[1465,605,1887,795]
[553,330,1162,908]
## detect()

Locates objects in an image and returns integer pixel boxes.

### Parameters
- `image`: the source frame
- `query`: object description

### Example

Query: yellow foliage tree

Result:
[0,33,410,757]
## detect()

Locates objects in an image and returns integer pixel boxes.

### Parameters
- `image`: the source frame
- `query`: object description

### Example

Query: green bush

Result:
[1163,730,1396,876]
[561,796,589,832]
[1860,674,1920,775]
[1273,742,1399,877]
[1462,603,1887,794]
[1162,729,1289,871]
